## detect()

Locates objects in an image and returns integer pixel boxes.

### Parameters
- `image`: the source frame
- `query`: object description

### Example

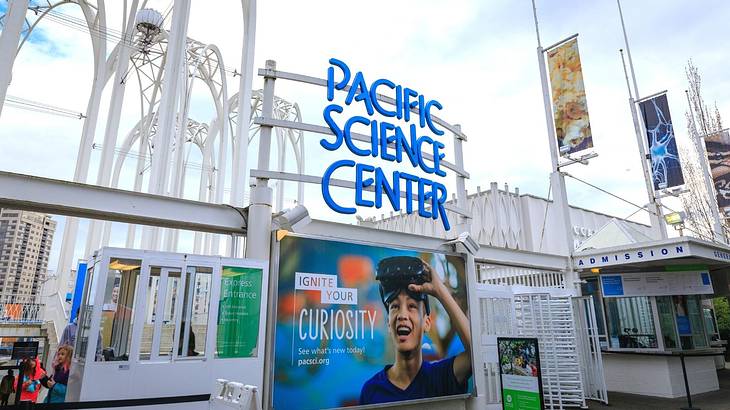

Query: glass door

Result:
[139,264,186,361]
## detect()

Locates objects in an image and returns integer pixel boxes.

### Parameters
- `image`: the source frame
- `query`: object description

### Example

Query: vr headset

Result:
[375,256,430,315]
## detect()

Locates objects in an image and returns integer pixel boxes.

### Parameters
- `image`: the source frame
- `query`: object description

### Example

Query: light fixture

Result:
[664,211,686,226]
[443,231,480,255]
[271,205,311,233]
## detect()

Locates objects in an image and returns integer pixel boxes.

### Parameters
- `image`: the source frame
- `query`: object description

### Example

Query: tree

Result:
[679,60,727,240]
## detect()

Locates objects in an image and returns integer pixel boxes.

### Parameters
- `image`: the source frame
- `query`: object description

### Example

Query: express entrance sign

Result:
[321,58,452,230]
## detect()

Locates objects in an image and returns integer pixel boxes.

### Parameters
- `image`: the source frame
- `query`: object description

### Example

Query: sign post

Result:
[498,337,544,410]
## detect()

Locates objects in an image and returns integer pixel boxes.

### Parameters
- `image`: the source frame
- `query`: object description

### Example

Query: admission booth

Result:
[67,247,269,405]
[574,236,730,398]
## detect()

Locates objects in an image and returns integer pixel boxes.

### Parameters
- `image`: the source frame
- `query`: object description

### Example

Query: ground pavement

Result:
[589,368,730,410]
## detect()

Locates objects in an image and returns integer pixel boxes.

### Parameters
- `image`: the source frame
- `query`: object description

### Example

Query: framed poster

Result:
[497,337,544,410]
[272,234,473,410]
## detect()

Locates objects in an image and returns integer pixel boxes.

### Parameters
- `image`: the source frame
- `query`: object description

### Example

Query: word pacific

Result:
[321,58,451,230]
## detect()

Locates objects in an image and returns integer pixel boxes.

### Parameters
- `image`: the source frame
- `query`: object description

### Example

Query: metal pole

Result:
[142,0,192,250]
[230,0,257,212]
[679,353,699,410]
[531,0,579,291]
[617,1,668,239]
[685,90,725,243]
[619,49,667,239]
[453,124,470,231]
[0,0,29,119]
[244,60,276,261]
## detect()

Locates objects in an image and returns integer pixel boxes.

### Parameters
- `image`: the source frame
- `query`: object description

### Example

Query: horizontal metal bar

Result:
[254,117,470,178]
[0,171,247,235]
[250,169,470,217]
[257,68,468,141]
[543,33,579,53]
[636,89,668,104]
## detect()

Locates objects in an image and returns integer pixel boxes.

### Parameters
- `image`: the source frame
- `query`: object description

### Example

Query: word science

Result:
[321,58,452,231]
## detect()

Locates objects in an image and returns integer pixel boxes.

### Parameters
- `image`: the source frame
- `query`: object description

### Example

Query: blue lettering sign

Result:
[322,58,451,230]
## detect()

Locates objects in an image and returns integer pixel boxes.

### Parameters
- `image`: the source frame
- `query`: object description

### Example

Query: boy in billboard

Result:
[360,256,472,405]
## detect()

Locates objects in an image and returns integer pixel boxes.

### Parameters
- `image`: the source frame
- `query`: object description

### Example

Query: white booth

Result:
[66,247,268,407]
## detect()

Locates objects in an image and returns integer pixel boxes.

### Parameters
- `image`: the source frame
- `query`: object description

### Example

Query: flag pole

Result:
[531,0,579,290]
[617,0,668,239]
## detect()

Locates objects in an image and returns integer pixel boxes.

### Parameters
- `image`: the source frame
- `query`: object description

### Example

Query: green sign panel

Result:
[498,337,544,410]
[216,266,263,358]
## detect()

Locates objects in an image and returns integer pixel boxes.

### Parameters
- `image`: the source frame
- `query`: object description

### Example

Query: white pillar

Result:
[230,0,257,247]
[245,59,275,261]
[141,0,192,250]
[0,0,28,118]
[531,0,579,292]
[86,2,139,255]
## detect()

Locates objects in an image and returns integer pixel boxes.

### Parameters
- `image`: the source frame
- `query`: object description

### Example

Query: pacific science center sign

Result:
[320,58,452,231]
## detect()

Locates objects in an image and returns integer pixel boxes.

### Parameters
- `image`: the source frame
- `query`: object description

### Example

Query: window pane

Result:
[656,296,679,349]
[179,266,212,357]
[687,296,708,349]
[158,270,182,357]
[139,267,161,360]
[606,296,658,349]
[581,278,606,336]
[75,265,95,360]
[97,258,141,361]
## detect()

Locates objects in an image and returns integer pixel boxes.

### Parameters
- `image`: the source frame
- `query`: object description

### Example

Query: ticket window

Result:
[139,264,213,361]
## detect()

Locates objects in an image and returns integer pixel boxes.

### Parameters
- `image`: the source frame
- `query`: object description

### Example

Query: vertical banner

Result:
[547,38,594,155]
[498,337,544,410]
[273,235,472,410]
[704,130,730,210]
[216,266,263,358]
[639,93,684,189]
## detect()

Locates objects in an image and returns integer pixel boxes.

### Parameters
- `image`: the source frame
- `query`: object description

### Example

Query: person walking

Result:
[0,370,14,406]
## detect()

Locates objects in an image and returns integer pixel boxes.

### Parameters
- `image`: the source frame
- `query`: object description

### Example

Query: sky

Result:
[0,0,729,272]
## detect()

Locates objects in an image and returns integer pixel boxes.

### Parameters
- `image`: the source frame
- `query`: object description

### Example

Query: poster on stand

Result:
[639,93,685,190]
[547,38,594,155]
[497,337,544,410]
[704,130,730,210]
[216,265,263,358]
[272,234,472,410]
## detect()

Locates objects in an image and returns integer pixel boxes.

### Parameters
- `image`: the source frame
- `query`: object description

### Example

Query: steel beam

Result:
[0,171,246,234]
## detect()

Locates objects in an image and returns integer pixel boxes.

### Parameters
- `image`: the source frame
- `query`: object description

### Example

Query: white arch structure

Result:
[0,0,304,291]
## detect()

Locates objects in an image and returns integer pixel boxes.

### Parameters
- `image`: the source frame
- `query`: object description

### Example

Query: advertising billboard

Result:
[497,337,544,410]
[273,235,472,410]
[547,38,594,155]
[704,130,730,210]
[639,93,684,190]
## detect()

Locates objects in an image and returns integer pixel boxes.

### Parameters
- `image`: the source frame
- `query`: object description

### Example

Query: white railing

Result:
[476,262,566,288]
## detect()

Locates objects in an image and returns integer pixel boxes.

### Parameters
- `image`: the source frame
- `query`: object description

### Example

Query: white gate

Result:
[473,275,607,409]
[573,296,608,404]
[514,292,586,409]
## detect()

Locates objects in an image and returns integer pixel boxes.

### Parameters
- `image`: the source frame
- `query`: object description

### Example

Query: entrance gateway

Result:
[57,58,611,410]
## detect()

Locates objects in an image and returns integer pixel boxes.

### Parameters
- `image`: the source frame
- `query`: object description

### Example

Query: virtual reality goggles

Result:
[375,256,430,315]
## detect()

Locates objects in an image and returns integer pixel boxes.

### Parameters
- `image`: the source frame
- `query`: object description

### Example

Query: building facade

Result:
[0,208,56,303]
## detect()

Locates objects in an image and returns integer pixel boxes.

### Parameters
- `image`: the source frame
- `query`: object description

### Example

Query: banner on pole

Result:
[639,93,684,190]
[547,38,594,155]
[704,130,730,210]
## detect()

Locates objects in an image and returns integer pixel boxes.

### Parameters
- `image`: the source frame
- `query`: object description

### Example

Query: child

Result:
[360,256,472,405]
[16,357,45,403]
[44,345,72,403]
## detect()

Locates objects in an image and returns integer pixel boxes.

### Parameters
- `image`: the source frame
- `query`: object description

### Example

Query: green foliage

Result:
[713,297,730,340]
